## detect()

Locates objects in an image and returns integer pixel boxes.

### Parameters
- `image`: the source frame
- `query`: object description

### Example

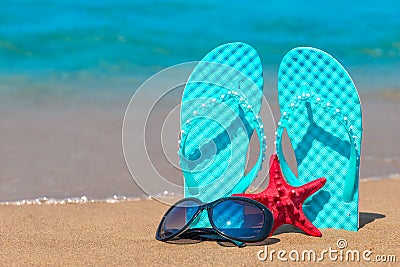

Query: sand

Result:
[0,87,399,266]
[1,178,399,266]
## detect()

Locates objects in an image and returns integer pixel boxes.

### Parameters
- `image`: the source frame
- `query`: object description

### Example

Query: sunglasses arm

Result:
[230,239,245,248]
[182,228,246,247]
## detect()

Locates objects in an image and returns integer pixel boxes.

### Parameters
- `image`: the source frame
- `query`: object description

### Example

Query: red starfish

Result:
[233,154,326,237]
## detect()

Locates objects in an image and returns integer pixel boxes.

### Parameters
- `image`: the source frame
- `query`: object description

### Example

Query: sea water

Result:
[1,0,399,91]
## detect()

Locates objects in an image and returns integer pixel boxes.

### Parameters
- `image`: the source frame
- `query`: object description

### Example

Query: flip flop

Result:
[275,47,362,231]
[179,42,265,227]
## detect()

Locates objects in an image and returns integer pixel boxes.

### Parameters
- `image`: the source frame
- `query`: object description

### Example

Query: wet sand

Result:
[1,90,400,202]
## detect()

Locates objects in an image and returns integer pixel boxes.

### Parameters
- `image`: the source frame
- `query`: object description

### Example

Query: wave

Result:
[2,175,399,206]
[1,0,399,75]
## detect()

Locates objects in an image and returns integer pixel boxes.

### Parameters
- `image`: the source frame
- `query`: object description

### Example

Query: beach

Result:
[1,1,399,265]
[0,85,399,266]
[1,90,400,266]
[1,90,400,202]
[0,178,399,266]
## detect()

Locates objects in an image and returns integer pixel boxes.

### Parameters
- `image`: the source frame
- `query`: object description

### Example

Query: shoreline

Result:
[1,178,399,266]
[0,176,399,206]
[1,88,400,201]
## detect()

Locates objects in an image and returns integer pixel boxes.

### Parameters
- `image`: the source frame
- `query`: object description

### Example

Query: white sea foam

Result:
[3,175,400,206]
[0,191,183,206]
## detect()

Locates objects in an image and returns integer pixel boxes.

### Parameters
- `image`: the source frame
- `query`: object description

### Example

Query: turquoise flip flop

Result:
[275,47,362,231]
[179,42,265,227]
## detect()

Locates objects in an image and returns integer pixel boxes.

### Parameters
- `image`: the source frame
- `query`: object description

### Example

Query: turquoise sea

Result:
[0,0,399,202]
[1,0,399,96]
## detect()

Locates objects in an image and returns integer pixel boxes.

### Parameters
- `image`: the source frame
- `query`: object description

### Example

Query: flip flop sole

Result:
[180,43,264,228]
[277,47,362,231]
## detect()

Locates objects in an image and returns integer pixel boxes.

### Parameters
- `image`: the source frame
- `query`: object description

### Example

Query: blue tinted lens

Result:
[159,200,200,239]
[211,199,265,240]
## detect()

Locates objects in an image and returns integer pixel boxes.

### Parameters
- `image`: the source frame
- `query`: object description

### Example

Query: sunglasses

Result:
[156,197,274,247]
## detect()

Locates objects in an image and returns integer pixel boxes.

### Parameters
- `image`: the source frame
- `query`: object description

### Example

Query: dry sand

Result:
[1,178,399,266]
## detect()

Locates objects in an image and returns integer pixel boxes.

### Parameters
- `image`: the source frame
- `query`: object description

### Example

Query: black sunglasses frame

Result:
[156,196,273,247]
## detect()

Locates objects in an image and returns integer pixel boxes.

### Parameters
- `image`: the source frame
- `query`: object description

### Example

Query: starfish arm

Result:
[297,177,327,202]
[293,216,322,237]
[232,154,326,238]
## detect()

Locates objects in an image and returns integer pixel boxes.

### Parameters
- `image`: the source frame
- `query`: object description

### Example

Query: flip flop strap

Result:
[179,89,266,194]
[275,92,358,203]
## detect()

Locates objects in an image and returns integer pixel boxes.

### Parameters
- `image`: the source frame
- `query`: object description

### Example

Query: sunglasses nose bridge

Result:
[197,203,212,213]
[185,206,213,229]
